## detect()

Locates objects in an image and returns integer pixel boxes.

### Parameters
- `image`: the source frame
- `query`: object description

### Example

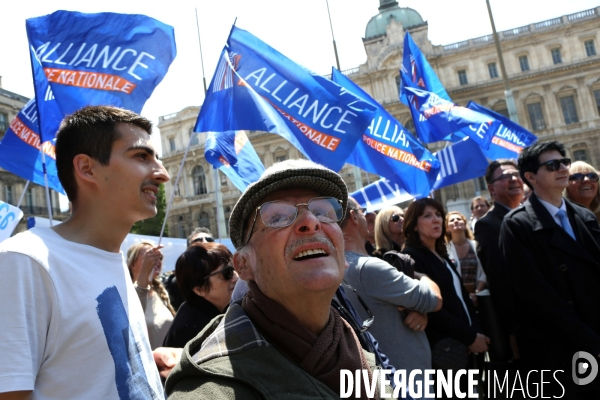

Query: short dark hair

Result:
[403,198,448,258]
[175,242,232,302]
[187,227,213,246]
[341,196,360,228]
[518,140,566,190]
[55,105,153,202]
[470,196,490,211]
[484,159,518,184]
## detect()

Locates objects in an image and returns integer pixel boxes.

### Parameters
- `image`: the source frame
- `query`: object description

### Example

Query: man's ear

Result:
[192,285,207,298]
[73,154,98,186]
[233,251,255,281]
[524,171,536,187]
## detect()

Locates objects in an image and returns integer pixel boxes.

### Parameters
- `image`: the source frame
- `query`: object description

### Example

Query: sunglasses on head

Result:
[569,172,600,183]
[391,214,403,222]
[192,236,214,244]
[244,197,343,245]
[536,158,571,172]
[205,265,235,281]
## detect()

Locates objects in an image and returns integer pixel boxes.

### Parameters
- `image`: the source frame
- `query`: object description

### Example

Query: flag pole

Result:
[486,0,519,124]
[16,181,31,208]
[40,151,54,226]
[325,0,341,71]
[195,8,228,241]
[325,0,364,190]
[158,135,193,246]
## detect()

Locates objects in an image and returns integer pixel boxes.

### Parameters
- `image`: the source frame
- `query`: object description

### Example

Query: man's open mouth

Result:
[294,249,328,261]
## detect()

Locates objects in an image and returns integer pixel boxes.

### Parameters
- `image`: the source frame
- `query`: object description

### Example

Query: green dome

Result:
[365,2,425,39]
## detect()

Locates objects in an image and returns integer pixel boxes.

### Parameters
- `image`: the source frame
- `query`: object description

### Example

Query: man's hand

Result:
[402,310,428,332]
[153,347,182,379]
[469,333,490,354]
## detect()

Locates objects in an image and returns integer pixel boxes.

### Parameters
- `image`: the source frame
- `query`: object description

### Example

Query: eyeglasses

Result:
[339,283,375,333]
[205,265,235,281]
[192,236,214,244]
[351,207,367,214]
[569,172,600,183]
[536,158,571,172]
[391,214,404,222]
[490,171,521,184]
[244,197,343,245]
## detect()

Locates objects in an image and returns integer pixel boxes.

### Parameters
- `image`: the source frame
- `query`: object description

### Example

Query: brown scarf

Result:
[242,281,377,399]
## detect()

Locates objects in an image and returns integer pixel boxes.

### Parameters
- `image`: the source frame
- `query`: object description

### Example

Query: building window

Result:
[169,137,176,152]
[573,149,588,162]
[0,112,8,134]
[26,188,35,214]
[585,40,597,57]
[488,63,498,79]
[198,211,211,232]
[275,154,288,163]
[527,102,545,131]
[518,55,530,72]
[403,118,416,136]
[177,215,186,238]
[594,89,600,116]
[560,95,579,124]
[551,48,562,64]
[192,166,208,195]
[4,185,13,205]
[458,70,468,85]
[189,128,199,146]
[220,173,228,187]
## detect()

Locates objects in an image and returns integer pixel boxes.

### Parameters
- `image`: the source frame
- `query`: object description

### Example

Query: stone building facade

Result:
[159,2,600,237]
[0,77,67,233]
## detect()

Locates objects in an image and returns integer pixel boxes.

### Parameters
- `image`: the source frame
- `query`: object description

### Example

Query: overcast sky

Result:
[1,0,598,154]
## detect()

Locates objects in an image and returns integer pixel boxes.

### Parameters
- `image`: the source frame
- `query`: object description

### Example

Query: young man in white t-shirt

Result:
[0,106,178,399]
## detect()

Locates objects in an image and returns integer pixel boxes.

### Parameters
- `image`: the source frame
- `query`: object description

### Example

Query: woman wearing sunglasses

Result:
[163,242,238,348]
[564,161,600,221]
[127,241,175,350]
[372,205,405,259]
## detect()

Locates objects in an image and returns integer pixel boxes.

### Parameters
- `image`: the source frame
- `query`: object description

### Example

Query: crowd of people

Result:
[1,105,600,399]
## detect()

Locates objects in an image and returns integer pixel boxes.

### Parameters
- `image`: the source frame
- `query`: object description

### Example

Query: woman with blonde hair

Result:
[127,241,175,349]
[372,205,405,259]
[445,211,486,305]
[564,161,600,221]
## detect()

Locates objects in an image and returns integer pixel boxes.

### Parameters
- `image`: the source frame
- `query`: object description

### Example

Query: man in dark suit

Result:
[500,141,600,398]
[475,159,524,363]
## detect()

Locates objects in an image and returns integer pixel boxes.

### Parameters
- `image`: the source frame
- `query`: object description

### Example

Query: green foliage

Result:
[131,185,169,236]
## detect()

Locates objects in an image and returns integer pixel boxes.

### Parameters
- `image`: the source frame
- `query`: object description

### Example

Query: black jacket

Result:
[500,193,600,363]
[163,295,222,348]
[402,245,480,347]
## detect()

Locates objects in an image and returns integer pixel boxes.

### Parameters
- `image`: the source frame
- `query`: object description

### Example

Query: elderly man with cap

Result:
[165,159,386,399]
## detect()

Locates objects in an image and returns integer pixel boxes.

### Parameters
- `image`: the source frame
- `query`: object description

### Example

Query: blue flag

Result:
[204,130,265,191]
[26,11,176,142]
[432,138,489,190]
[0,99,64,194]
[195,26,376,172]
[402,86,495,150]
[400,32,450,104]
[350,178,414,211]
[400,32,458,144]
[331,68,439,198]
[465,102,538,159]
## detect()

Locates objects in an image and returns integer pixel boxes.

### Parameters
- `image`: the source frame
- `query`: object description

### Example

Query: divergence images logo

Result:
[572,351,598,386]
